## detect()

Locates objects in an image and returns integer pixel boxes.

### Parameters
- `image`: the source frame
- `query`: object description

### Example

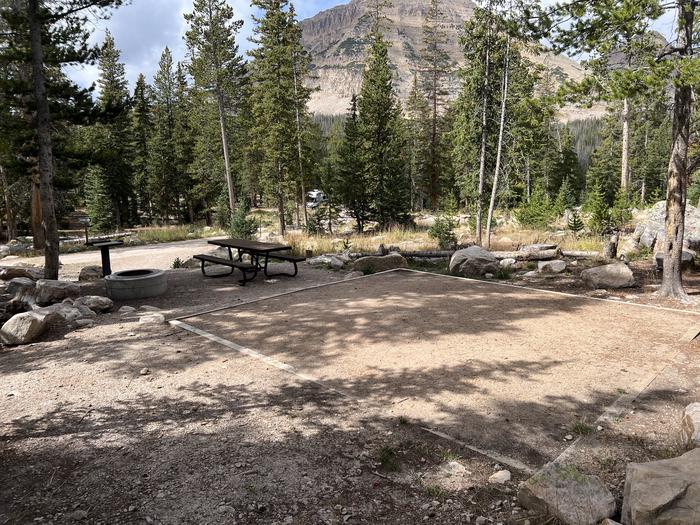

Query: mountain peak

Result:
[300,0,584,115]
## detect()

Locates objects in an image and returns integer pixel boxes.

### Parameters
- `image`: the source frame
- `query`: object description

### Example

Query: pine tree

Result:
[173,63,196,222]
[92,30,133,229]
[84,165,114,231]
[0,0,125,278]
[249,0,300,235]
[337,96,370,232]
[406,74,430,210]
[584,181,609,235]
[185,0,246,219]
[515,182,552,228]
[568,210,584,234]
[419,0,452,209]
[148,48,178,222]
[357,1,409,228]
[553,177,576,216]
[130,73,153,221]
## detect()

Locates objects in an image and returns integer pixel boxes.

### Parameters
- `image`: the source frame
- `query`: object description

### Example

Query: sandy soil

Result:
[2,246,700,524]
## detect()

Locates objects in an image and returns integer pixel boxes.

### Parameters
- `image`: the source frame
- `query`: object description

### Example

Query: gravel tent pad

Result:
[179,270,699,470]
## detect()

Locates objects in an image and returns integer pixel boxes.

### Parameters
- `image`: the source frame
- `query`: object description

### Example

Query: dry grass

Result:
[285,227,436,256]
[132,225,226,244]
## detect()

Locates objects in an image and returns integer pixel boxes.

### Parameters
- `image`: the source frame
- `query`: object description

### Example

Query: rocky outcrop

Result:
[621,449,700,525]
[449,246,499,277]
[581,263,635,289]
[518,463,615,525]
[634,201,700,251]
[682,403,700,450]
[352,253,407,274]
[300,0,584,115]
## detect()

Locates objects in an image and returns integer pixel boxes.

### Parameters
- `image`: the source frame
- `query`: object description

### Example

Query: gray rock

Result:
[7,277,36,298]
[0,266,44,281]
[538,260,567,274]
[35,279,80,305]
[518,463,615,525]
[75,318,95,328]
[449,246,499,277]
[0,245,10,259]
[352,253,407,274]
[33,303,84,323]
[180,257,200,269]
[654,250,695,271]
[488,470,511,484]
[621,449,700,525]
[639,228,657,249]
[682,403,700,450]
[308,255,333,266]
[74,304,97,319]
[581,263,635,289]
[0,311,52,345]
[118,305,136,315]
[78,265,103,282]
[500,258,517,269]
[523,243,558,252]
[330,256,345,270]
[74,295,113,313]
[139,313,166,325]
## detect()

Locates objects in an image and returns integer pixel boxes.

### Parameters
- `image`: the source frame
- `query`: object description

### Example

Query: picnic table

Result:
[193,238,306,285]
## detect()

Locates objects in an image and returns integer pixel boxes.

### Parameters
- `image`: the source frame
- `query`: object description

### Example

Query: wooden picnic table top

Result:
[208,238,291,253]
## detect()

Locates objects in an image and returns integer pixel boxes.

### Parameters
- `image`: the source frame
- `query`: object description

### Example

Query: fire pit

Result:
[104,269,167,301]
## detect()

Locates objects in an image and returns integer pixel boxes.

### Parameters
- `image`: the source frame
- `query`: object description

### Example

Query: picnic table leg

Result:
[227,247,233,260]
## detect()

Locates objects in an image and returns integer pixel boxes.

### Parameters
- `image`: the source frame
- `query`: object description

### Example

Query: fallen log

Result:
[350,250,454,259]
[491,248,559,261]
[561,250,602,259]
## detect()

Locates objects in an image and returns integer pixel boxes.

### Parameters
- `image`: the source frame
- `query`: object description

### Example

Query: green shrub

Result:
[516,184,553,228]
[428,215,458,250]
[230,200,258,240]
[171,257,183,269]
[584,181,610,235]
[568,210,585,234]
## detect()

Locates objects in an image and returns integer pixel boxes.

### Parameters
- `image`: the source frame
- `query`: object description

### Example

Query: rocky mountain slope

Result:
[300,0,586,116]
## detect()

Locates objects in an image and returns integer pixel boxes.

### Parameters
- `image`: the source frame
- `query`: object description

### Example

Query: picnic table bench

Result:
[193,238,305,285]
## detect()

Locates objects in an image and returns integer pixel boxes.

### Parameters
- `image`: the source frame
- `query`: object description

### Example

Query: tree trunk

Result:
[475,17,491,246]
[658,1,693,301]
[277,160,286,235]
[31,173,44,249]
[217,89,236,220]
[0,164,17,241]
[430,71,439,210]
[621,97,630,191]
[28,0,60,279]
[292,53,308,226]
[485,36,510,250]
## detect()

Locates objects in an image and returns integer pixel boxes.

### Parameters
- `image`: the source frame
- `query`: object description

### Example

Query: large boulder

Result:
[352,253,407,274]
[35,279,80,306]
[621,449,700,525]
[0,266,44,281]
[32,303,85,324]
[0,311,52,345]
[78,265,104,282]
[654,250,695,271]
[634,200,700,250]
[682,403,700,450]
[74,295,113,313]
[7,277,36,299]
[581,263,635,289]
[449,246,499,277]
[518,463,615,525]
[538,260,567,274]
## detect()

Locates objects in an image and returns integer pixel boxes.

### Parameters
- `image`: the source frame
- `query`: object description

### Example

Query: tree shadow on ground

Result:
[0,376,685,524]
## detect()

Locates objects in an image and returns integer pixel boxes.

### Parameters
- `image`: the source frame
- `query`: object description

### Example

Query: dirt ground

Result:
[2,257,700,524]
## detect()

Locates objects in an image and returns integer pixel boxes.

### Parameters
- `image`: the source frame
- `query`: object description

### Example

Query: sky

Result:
[66,0,342,92]
[67,0,678,95]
